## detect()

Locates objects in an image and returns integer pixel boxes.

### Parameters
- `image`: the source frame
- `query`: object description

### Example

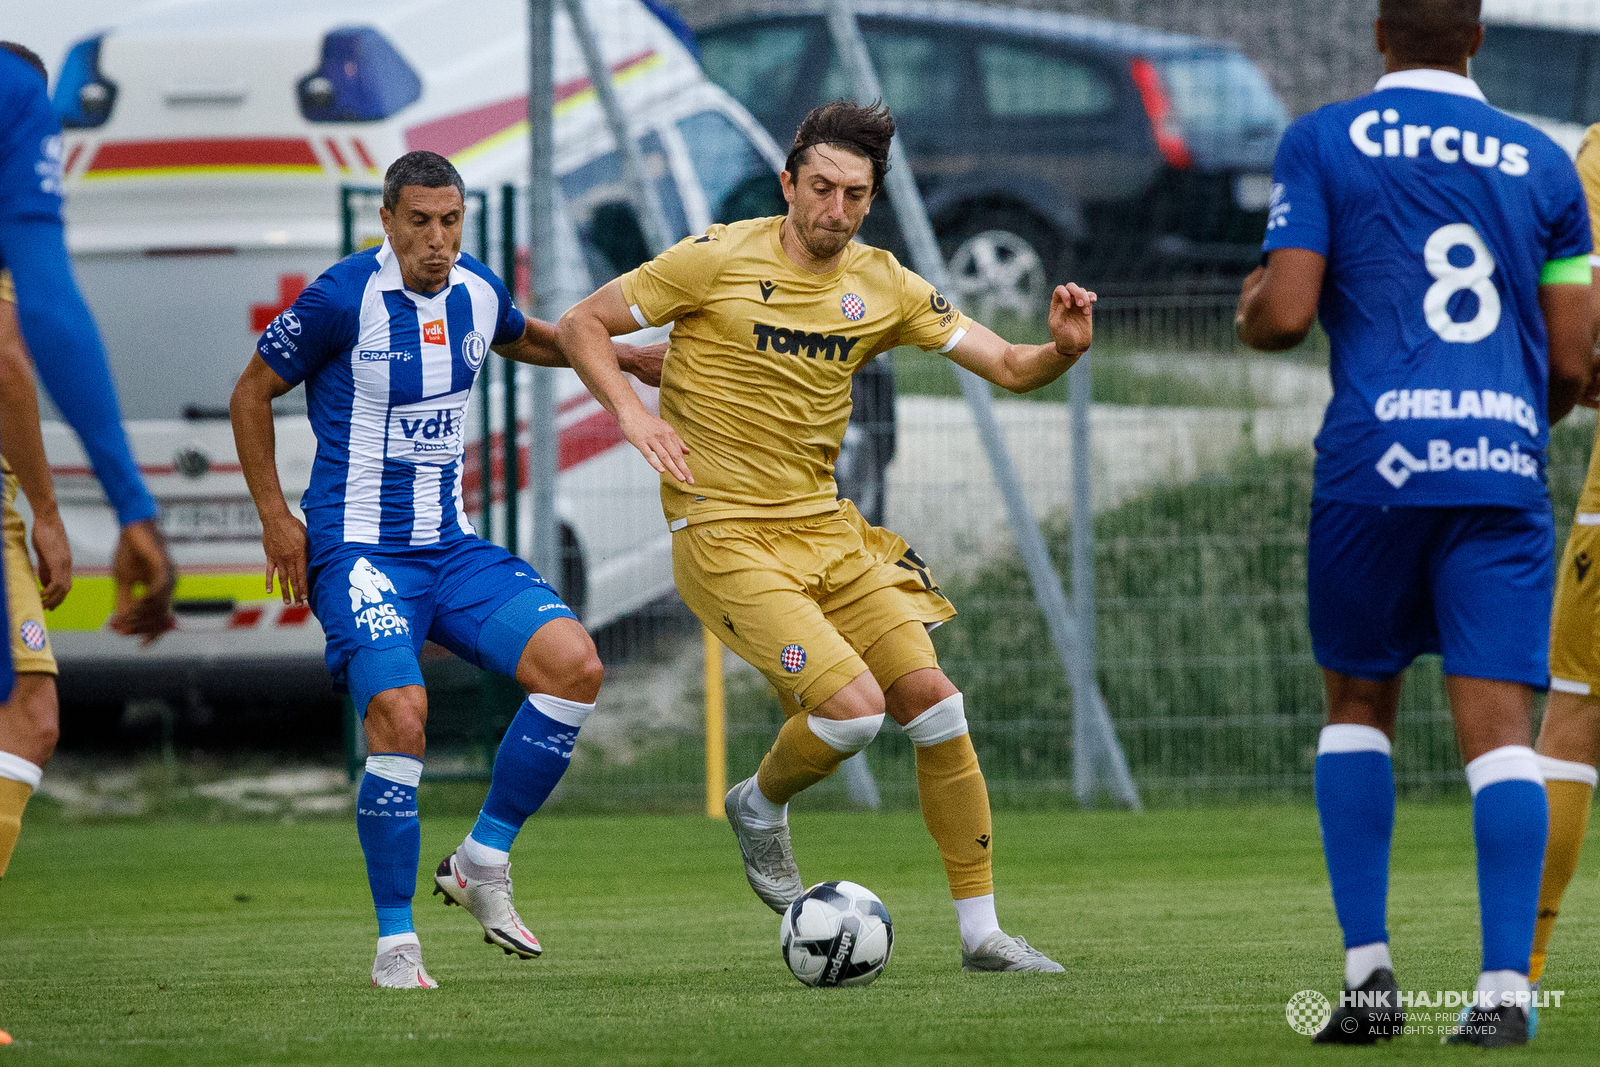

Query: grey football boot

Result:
[433,848,543,959]
[724,776,804,913]
[961,932,1066,973]
[370,942,438,988]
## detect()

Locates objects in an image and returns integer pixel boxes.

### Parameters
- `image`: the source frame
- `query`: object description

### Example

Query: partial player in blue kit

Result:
[231,151,662,989]
[1236,0,1596,1048]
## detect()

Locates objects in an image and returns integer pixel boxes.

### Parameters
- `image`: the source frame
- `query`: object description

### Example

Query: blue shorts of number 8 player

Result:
[309,538,575,717]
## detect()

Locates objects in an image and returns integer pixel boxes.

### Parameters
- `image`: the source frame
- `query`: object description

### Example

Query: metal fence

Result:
[54,0,1598,814]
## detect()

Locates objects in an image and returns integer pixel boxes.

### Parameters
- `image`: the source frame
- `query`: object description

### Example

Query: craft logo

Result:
[422,319,445,345]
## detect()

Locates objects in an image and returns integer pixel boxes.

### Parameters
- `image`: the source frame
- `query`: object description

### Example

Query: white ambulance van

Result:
[42,0,784,689]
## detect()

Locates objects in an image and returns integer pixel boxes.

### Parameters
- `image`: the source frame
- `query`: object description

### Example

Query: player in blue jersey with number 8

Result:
[1237,0,1595,1048]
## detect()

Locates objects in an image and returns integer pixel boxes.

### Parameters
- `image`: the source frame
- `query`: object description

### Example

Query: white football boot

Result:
[724,776,804,913]
[371,942,438,989]
[432,847,543,958]
[960,932,1065,973]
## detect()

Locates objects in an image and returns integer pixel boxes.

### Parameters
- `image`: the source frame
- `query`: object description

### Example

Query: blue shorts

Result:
[1307,500,1553,686]
[308,537,577,715]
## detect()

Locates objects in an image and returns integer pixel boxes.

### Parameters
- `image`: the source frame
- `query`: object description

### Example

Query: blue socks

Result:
[356,754,424,937]
[1466,746,1547,982]
[467,695,594,858]
[1315,724,1395,983]
[1317,728,1548,1001]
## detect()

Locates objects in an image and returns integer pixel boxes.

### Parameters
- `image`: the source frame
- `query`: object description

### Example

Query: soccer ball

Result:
[779,880,893,987]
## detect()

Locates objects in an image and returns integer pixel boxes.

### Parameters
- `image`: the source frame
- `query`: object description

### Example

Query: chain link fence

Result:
[53,0,1596,812]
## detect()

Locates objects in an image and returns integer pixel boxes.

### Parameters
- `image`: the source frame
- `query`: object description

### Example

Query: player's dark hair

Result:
[0,42,48,83]
[1378,0,1482,67]
[786,99,895,195]
[382,150,466,213]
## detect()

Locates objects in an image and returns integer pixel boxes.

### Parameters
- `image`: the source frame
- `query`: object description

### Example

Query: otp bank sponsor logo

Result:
[422,319,445,345]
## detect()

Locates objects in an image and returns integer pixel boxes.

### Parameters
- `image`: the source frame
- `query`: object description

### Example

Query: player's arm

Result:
[0,298,70,608]
[493,316,666,388]
[1235,248,1325,352]
[946,283,1096,393]
[229,355,308,605]
[1542,274,1592,425]
[556,280,691,482]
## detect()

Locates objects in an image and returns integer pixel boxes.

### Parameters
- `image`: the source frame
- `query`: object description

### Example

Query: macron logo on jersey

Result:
[1348,106,1529,176]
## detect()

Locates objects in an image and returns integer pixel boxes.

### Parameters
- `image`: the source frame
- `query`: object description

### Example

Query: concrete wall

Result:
[673,0,1382,116]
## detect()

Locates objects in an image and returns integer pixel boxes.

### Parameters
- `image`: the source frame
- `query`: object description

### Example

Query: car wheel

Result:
[942,215,1056,322]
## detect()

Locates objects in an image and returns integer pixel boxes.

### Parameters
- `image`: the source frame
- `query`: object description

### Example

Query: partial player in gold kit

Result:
[559,100,1095,971]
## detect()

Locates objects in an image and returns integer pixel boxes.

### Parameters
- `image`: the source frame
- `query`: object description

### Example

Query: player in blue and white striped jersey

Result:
[232,151,662,989]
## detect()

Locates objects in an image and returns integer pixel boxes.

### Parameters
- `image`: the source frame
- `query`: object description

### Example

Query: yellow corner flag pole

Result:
[704,626,727,818]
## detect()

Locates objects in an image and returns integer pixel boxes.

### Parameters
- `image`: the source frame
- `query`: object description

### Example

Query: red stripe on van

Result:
[323,138,349,172]
[87,138,320,173]
[404,49,656,159]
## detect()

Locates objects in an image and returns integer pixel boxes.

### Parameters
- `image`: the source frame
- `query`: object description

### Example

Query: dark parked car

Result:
[698,0,1290,308]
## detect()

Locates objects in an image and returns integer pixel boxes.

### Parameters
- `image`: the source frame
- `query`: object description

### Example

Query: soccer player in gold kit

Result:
[1526,121,1600,989]
[559,101,1094,971]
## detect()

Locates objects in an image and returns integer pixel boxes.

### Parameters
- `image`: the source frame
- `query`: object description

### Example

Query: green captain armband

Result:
[1540,255,1591,285]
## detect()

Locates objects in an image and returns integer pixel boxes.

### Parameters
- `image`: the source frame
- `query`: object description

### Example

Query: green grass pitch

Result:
[1,802,1596,1065]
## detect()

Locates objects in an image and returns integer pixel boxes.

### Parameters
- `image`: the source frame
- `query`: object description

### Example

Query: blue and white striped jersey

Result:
[256,240,525,553]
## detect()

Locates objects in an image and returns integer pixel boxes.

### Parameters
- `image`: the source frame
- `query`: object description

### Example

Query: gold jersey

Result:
[1573,125,1600,517]
[619,215,971,527]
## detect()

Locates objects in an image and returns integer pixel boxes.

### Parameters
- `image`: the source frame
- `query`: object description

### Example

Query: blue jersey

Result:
[256,241,525,554]
[1263,69,1591,508]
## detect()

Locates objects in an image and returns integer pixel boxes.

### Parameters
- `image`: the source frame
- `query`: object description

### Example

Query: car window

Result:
[1154,50,1288,137]
[699,22,812,123]
[818,28,960,118]
[676,109,783,224]
[1475,24,1587,124]
[977,41,1114,119]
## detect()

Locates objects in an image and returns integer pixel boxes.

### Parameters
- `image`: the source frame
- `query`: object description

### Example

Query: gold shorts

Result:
[1551,519,1600,696]
[674,500,955,714]
[3,470,57,676]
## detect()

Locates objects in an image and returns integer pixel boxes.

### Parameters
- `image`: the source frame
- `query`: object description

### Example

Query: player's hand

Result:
[29,507,73,610]
[1048,282,1097,356]
[108,519,176,644]
[262,511,310,606]
[619,407,692,483]
[616,341,667,388]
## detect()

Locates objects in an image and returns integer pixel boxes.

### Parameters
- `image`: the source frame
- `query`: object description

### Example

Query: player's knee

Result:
[902,691,970,748]
[806,712,884,754]
[4,675,60,760]
[519,640,603,703]
[365,685,428,754]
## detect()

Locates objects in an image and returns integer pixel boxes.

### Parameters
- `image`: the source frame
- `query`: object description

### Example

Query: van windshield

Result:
[676,110,782,224]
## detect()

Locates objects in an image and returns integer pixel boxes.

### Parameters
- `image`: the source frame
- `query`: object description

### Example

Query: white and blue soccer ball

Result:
[779,880,893,987]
